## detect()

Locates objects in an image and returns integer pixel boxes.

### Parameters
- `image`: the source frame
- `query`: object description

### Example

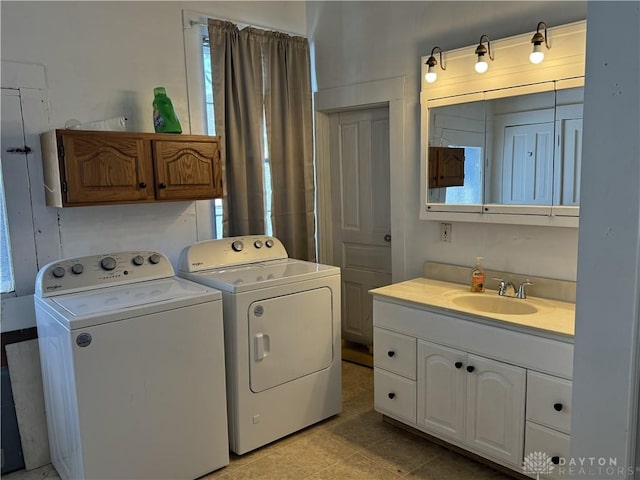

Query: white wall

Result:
[571,2,640,474]
[1,1,306,272]
[307,1,587,281]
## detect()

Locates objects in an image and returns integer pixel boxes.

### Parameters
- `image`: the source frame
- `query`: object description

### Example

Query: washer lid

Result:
[183,259,339,293]
[51,277,220,318]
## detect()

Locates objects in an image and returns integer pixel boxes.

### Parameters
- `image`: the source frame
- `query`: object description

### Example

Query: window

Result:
[0,167,15,293]
[202,39,273,238]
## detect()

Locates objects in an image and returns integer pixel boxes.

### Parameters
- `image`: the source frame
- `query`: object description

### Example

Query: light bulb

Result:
[425,66,437,83]
[530,44,544,64]
[475,59,488,73]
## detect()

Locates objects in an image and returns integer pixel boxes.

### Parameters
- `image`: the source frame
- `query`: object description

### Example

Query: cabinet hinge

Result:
[62,181,68,193]
[58,144,65,159]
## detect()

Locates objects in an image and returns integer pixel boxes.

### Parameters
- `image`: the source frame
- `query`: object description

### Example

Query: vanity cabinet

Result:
[41,129,223,207]
[372,295,574,476]
[417,340,525,466]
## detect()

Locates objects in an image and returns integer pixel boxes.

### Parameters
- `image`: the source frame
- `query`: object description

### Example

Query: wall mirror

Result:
[420,21,586,226]
[427,86,584,214]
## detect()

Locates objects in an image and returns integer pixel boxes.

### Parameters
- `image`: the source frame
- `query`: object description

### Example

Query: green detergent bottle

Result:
[152,87,182,134]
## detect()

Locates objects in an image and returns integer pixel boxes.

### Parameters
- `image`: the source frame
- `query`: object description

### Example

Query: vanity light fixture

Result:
[474,34,494,73]
[425,46,446,83]
[530,21,550,64]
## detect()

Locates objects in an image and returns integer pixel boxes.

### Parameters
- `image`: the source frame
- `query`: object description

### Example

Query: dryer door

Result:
[248,287,333,393]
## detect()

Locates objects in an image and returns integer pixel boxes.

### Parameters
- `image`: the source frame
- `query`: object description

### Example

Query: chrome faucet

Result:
[493,278,534,299]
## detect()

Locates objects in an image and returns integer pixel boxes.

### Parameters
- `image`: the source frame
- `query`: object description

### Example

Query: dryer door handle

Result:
[255,332,270,361]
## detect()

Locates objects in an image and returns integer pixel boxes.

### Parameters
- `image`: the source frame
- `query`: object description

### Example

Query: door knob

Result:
[388,392,395,399]
[384,234,391,243]
[455,362,463,369]
[159,182,167,189]
[466,365,475,373]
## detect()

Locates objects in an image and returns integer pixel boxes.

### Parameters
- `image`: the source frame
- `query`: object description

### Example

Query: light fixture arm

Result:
[475,34,494,61]
[532,21,550,49]
[427,46,446,71]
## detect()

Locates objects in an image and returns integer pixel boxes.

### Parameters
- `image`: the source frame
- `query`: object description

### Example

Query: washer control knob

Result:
[100,257,117,271]
[132,255,144,266]
[71,264,84,275]
[148,254,161,265]
[232,240,244,252]
[265,239,274,248]
[52,266,66,278]
[254,240,263,249]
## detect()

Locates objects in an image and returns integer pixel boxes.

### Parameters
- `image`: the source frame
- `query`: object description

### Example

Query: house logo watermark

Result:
[523,451,555,479]
[523,453,640,478]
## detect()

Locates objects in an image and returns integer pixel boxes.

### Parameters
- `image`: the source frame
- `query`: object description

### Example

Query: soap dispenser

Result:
[470,257,485,293]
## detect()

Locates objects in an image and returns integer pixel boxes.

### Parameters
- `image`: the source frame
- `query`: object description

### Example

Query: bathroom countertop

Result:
[370,277,575,337]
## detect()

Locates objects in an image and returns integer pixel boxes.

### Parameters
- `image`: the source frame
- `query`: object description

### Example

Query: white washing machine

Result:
[179,236,341,454]
[34,251,229,480]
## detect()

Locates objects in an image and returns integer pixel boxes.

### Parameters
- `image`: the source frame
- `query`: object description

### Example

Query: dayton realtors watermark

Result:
[523,451,640,478]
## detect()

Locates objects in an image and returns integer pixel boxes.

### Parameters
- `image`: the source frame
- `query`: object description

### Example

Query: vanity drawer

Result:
[524,422,570,480]
[527,371,572,434]
[374,327,416,380]
[374,368,417,425]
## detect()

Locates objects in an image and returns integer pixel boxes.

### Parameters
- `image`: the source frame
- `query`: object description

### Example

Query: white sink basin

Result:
[451,294,539,315]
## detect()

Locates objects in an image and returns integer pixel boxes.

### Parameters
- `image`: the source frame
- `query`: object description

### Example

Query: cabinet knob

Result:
[553,402,563,412]
[159,182,167,189]
[387,350,395,358]
[455,362,463,369]
[466,365,475,373]
[388,392,396,400]
[139,182,147,189]
[551,456,560,465]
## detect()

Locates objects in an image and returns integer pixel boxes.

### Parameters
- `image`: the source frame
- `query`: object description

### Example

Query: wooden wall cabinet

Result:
[41,130,223,207]
[428,147,465,189]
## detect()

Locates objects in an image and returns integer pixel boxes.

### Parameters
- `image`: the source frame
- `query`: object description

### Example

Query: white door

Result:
[502,122,554,205]
[465,354,526,467]
[559,118,583,206]
[330,107,391,346]
[417,340,466,442]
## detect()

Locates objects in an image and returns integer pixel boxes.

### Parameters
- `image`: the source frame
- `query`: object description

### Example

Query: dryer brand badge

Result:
[76,333,92,347]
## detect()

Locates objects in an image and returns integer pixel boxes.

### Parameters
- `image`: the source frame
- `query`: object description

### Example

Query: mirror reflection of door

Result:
[501,121,554,205]
[329,107,391,349]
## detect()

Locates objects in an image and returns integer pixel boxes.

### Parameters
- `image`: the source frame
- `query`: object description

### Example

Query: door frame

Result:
[314,76,406,282]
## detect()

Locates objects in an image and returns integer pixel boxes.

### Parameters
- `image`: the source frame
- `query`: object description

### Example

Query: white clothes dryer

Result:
[179,236,341,455]
[34,251,229,480]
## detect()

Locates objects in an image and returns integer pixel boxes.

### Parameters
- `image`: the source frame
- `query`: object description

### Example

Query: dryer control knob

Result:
[132,255,144,266]
[148,254,161,265]
[71,264,84,275]
[232,240,244,252]
[254,240,263,249]
[52,266,66,278]
[100,257,117,271]
[265,239,274,248]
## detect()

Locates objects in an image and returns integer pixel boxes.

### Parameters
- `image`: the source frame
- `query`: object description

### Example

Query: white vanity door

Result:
[417,340,466,442]
[465,354,526,467]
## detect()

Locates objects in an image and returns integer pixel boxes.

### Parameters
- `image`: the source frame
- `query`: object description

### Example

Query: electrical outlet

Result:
[441,223,452,242]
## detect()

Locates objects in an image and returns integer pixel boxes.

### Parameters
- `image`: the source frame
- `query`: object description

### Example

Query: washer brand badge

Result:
[45,285,62,291]
[192,261,203,267]
[76,333,92,347]
[254,305,264,317]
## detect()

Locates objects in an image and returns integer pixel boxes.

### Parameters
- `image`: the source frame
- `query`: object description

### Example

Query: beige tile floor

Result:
[6,361,518,480]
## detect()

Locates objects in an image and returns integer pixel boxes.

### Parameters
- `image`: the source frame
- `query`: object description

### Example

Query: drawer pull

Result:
[388,392,396,399]
[553,403,564,412]
[466,365,475,373]
[139,182,147,188]
[387,350,395,358]
[551,456,560,465]
[159,182,167,189]
[455,362,463,369]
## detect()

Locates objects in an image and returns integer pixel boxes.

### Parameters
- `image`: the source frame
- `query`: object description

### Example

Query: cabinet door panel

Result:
[153,140,221,200]
[417,340,465,442]
[61,132,154,204]
[465,354,525,467]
